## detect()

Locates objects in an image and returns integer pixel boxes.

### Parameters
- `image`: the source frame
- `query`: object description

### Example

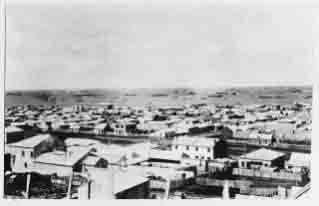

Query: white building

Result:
[94,123,108,135]
[171,136,219,160]
[285,152,310,173]
[5,134,53,172]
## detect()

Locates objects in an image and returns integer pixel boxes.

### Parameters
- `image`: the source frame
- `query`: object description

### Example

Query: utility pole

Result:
[164,176,170,199]
[67,172,74,199]
[25,173,31,199]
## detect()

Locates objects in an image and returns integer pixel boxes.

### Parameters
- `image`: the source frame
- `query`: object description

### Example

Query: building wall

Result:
[6,146,34,172]
[5,132,25,144]
[116,181,150,199]
[238,158,272,169]
[32,162,73,176]
[233,168,304,182]
[172,144,214,160]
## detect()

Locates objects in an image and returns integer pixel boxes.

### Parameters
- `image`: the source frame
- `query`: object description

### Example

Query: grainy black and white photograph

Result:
[2,0,317,200]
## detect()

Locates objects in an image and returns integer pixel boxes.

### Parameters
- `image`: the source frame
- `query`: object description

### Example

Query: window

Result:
[175,145,178,150]
[195,156,199,159]
[186,146,190,150]
[195,147,199,151]
[12,155,16,165]
[201,156,205,159]
[21,151,25,157]
[207,148,211,153]
[182,173,186,179]
[30,152,34,158]
[24,162,28,168]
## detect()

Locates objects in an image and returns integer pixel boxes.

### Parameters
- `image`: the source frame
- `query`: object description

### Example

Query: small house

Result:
[5,134,55,172]
[238,148,287,169]
[285,152,310,173]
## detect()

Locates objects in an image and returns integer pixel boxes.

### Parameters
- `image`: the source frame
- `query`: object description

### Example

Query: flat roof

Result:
[149,149,181,161]
[8,134,51,148]
[240,148,285,161]
[287,152,311,167]
[34,147,92,167]
[172,136,219,147]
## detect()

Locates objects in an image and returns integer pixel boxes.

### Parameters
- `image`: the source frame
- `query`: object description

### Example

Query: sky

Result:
[5,1,319,90]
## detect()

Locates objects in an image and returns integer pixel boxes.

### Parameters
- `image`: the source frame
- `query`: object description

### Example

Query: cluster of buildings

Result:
[4,101,311,199]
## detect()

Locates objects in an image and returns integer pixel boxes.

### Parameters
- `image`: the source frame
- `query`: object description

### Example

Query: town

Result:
[4,88,311,199]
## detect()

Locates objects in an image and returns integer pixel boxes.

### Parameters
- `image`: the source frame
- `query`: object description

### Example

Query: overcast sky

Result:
[5,1,318,90]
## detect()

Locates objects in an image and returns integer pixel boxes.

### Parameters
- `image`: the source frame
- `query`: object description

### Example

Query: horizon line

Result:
[5,84,313,92]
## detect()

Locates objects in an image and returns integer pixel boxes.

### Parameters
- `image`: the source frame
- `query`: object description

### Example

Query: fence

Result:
[233,168,303,182]
[243,187,278,197]
[196,177,252,189]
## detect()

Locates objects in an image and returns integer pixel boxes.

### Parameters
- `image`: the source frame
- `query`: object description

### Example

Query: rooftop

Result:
[82,155,103,166]
[149,149,181,161]
[86,167,149,194]
[172,136,219,147]
[5,126,24,134]
[8,134,51,148]
[34,147,93,166]
[94,123,108,129]
[240,148,285,161]
[287,152,311,168]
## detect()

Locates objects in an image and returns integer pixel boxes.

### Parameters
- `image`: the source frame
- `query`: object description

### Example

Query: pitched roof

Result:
[94,123,108,129]
[240,148,285,161]
[8,134,51,148]
[87,168,148,194]
[5,126,23,134]
[82,155,103,166]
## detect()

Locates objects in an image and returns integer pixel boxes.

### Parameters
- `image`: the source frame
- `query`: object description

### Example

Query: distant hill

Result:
[5,93,53,106]
[5,89,122,107]
[5,86,312,107]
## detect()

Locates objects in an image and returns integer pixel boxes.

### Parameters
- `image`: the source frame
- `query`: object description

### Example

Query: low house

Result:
[238,148,287,169]
[233,149,305,182]
[248,130,275,145]
[111,121,128,135]
[78,167,150,199]
[137,120,170,133]
[148,149,181,163]
[93,142,150,167]
[285,152,310,173]
[128,164,195,191]
[70,123,80,133]
[171,136,219,161]
[208,158,237,176]
[94,123,108,135]
[32,147,95,176]
[5,134,55,173]
[5,126,24,144]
